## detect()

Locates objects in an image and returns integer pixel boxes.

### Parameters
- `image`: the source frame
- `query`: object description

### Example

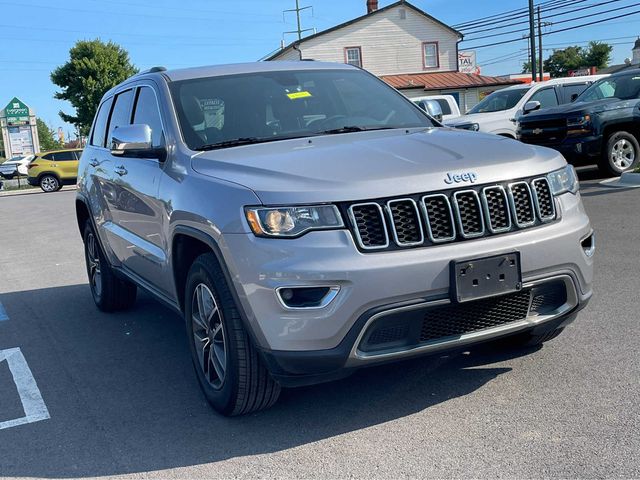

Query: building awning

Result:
[380,72,520,91]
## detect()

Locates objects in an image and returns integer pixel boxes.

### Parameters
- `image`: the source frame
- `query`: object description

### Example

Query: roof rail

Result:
[136,66,167,76]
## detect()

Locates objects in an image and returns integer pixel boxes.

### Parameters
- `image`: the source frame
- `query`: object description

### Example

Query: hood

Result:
[446,111,505,127]
[521,98,629,122]
[192,128,565,204]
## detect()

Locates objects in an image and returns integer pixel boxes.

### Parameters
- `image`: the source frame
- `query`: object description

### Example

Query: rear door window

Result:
[51,151,76,161]
[91,97,114,148]
[561,83,589,103]
[106,89,134,147]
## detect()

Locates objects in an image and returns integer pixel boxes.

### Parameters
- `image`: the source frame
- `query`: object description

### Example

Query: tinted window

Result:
[133,87,164,147]
[562,83,589,103]
[51,151,75,161]
[42,153,54,160]
[577,74,640,102]
[529,87,558,108]
[435,99,452,115]
[468,87,530,114]
[171,69,433,150]
[91,97,113,147]
[106,89,134,147]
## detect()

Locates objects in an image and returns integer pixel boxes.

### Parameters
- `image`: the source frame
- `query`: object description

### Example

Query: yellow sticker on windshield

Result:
[287,91,312,100]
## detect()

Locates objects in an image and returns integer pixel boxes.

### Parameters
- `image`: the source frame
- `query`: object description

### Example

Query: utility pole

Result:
[283,0,314,41]
[528,0,537,82]
[537,5,544,81]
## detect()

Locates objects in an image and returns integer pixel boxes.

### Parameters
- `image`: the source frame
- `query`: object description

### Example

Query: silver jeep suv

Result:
[76,62,594,416]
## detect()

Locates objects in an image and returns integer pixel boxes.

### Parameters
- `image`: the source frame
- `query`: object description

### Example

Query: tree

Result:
[51,40,137,136]
[521,60,541,74]
[542,42,613,78]
[36,118,62,151]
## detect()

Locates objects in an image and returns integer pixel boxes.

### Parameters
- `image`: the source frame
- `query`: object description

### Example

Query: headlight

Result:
[245,205,344,237]
[567,114,590,127]
[547,164,579,195]
[454,123,480,131]
[567,114,591,135]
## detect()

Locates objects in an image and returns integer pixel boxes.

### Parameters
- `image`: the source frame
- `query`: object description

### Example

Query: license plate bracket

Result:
[451,252,522,303]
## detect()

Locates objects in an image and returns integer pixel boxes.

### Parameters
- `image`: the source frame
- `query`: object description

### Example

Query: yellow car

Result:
[27,148,83,192]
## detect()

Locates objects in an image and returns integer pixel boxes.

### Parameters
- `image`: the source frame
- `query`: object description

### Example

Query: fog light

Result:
[581,233,595,258]
[276,286,340,309]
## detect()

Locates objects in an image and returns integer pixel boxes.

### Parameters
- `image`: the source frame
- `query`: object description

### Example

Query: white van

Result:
[446,75,607,138]
[412,95,461,121]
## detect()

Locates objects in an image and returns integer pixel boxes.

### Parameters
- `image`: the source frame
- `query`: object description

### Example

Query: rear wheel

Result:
[39,174,59,193]
[599,131,640,176]
[185,253,280,416]
[83,222,137,312]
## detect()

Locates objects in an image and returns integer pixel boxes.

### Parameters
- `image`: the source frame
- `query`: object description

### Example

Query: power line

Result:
[462,0,623,36]
[463,9,640,49]
[452,0,569,29]
[283,0,315,41]
[463,1,640,42]
[457,0,582,32]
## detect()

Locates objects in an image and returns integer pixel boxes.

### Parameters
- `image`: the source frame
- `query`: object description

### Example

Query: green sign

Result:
[3,97,30,125]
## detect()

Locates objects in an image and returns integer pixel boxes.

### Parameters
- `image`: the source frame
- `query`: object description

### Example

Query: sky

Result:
[2,0,640,137]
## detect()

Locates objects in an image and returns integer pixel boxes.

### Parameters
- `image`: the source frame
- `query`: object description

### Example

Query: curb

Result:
[600,172,640,188]
[0,185,76,197]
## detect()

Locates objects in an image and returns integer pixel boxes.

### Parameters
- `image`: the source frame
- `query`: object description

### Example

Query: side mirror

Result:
[111,124,164,160]
[522,100,541,115]
[571,93,579,102]
[423,99,444,123]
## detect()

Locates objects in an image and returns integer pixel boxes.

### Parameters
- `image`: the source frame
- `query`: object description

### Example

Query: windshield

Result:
[577,74,640,102]
[468,87,529,114]
[170,69,434,150]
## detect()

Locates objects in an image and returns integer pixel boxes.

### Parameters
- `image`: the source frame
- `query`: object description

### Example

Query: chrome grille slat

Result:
[387,199,424,247]
[421,194,456,243]
[508,182,536,227]
[481,186,512,233]
[453,190,485,238]
[348,202,389,250]
[531,177,556,222]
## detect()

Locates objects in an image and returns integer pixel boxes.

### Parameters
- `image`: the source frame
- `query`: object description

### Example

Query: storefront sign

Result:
[459,51,480,75]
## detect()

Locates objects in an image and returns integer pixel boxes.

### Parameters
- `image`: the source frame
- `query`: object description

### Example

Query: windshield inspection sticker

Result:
[287,91,312,100]
[0,348,50,430]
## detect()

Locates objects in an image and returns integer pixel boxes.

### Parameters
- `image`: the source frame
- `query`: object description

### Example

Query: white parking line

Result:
[0,348,50,430]
[0,302,8,321]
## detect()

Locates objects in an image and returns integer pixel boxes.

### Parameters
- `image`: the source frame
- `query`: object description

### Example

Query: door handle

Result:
[114,165,128,176]
[89,158,99,167]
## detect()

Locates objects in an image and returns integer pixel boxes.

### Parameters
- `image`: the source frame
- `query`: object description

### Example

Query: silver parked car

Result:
[76,62,594,416]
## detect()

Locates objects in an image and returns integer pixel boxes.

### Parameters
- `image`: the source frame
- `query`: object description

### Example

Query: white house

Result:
[267,0,518,112]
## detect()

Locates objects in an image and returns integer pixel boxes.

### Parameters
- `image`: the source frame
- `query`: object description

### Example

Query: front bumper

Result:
[521,135,602,164]
[220,192,593,383]
[27,176,38,186]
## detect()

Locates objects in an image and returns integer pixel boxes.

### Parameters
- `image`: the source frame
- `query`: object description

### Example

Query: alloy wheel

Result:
[191,283,227,390]
[610,138,635,170]
[86,232,102,297]
[41,176,58,192]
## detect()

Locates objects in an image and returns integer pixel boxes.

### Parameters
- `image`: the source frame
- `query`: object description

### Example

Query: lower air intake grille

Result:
[419,290,532,342]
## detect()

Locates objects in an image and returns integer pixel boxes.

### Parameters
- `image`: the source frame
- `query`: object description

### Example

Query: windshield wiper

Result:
[318,126,396,135]
[196,137,263,151]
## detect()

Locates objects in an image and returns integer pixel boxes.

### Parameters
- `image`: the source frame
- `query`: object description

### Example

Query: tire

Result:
[83,222,137,312]
[599,131,640,177]
[39,174,60,193]
[185,253,280,416]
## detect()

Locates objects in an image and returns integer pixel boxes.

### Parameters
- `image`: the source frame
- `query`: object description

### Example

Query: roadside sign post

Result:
[0,97,40,159]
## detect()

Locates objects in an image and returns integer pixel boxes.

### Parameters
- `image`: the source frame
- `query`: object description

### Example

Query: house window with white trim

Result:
[423,42,439,69]
[345,47,362,68]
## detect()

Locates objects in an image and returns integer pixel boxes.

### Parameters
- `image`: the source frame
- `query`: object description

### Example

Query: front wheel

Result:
[599,131,640,176]
[39,174,60,192]
[185,253,280,416]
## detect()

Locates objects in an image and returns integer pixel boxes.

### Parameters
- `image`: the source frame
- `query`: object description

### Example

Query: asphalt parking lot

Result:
[0,168,638,479]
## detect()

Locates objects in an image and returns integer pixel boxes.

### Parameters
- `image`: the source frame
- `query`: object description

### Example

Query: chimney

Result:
[367,0,378,14]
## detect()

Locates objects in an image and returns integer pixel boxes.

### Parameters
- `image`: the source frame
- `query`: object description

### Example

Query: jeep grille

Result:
[345,177,556,251]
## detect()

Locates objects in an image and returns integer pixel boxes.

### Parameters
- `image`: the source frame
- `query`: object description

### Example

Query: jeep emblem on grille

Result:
[445,172,478,184]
